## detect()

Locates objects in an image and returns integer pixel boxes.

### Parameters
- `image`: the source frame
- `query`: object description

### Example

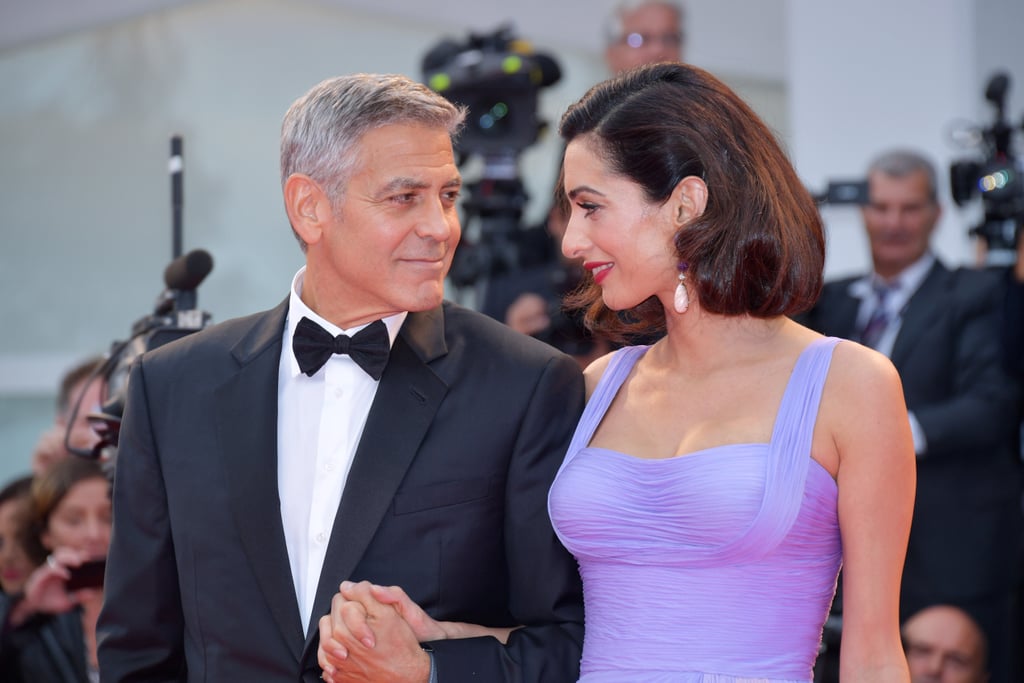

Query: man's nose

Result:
[417,202,455,241]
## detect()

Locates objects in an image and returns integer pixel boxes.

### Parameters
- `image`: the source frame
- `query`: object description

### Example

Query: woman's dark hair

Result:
[22,458,107,565]
[559,62,824,341]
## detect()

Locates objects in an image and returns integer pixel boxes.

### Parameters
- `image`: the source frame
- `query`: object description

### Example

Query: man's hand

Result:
[318,581,431,683]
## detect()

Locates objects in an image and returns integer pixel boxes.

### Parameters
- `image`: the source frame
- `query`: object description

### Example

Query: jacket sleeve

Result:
[97,360,188,682]
[429,352,585,682]
[912,269,1021,460]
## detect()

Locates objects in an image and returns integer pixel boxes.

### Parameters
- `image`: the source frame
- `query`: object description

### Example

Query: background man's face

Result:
[903,607,988,683]
[862,169,941,278]
[605,3,683,75]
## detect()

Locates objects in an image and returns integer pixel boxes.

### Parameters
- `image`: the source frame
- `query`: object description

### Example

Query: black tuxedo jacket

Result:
[97,300,585,682]
[801,261,1022,608]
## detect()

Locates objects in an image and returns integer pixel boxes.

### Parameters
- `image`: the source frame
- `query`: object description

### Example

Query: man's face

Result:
[862,169,941,278]
[305,123,462,327]
[605,2,684,75]
[903,607,988,683]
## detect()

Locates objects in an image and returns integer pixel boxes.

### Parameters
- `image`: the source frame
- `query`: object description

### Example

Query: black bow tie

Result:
[292,316,390,380]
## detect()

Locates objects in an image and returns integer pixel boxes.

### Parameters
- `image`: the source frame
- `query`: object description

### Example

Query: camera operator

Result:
[604,0,686,75]
[800,148,1023,683]
[949,71,1024,386]
[482,2,687,364]
[28,356,106,476]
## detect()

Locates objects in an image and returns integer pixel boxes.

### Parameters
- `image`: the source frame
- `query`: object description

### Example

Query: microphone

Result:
[163,249,214,291]
[170,135,184,258]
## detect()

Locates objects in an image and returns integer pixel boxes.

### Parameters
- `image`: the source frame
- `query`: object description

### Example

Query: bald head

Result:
[902,605,989,683]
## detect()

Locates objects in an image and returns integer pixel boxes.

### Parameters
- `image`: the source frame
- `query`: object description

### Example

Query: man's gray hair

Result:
[604,0,685,46]
[867,148,940,203]
[280,73,466,205]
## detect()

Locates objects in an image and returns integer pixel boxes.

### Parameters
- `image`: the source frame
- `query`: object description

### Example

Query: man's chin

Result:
[403,287,446,312]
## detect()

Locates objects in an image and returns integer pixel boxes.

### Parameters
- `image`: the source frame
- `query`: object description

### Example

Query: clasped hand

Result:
[317,581,438,683]
[317,580,521,682]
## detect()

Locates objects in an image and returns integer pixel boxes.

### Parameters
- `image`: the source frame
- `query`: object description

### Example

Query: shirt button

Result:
[324,462,335,472]
[334,388,343,399]
[316,532,327,544]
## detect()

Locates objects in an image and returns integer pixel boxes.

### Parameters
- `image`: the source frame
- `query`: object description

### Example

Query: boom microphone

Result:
[163,249,214,291]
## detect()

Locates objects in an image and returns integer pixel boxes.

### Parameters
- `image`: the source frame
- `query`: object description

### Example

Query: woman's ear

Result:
[284,174,329,245]
[672,176,708,226]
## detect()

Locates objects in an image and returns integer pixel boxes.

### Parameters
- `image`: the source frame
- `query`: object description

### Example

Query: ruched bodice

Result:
[548,338,843,682]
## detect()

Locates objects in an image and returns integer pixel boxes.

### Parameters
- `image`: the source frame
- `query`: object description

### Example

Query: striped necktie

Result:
[859,282,896,349]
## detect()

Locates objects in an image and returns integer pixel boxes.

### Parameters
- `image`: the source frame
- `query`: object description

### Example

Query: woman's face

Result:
[561,138,680,312]
[42,477,111,561]
[0,498,34,594]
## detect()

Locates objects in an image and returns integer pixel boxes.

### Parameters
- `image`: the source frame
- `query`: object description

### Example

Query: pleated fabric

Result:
[548,338,843,682]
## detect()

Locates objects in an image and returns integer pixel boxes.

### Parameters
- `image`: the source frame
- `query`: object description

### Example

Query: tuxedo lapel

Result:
[214,300,305,661]
[304,307,450,648]
[890,262,949,368]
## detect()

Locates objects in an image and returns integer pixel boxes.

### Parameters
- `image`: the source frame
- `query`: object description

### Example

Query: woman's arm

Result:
[826,343,915,682]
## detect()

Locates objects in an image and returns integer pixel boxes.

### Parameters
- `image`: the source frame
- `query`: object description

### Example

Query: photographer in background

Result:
[482,1,686,363]
[801,149,1022,683]
[29,356,105,475]
[604,0,686,75]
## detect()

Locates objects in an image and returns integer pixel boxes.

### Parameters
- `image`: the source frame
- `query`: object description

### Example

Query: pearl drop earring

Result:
[674,262,690,314]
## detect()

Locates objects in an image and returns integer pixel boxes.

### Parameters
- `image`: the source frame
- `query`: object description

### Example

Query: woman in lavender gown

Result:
[545,62,915,682]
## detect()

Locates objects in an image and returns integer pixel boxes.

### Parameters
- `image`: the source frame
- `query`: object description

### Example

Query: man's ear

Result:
[284,174,329,246]
[671,175,708,226]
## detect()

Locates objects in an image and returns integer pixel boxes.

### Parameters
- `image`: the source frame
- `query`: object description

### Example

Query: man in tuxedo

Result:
[801,148,1022,682]
[96,73,585,682]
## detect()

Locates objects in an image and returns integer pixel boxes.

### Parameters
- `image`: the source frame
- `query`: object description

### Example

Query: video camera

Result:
[950,71,1024,264]
[423,23,561,165]
[67,248,214,470]
[421,24,561,296]
[67,136,214,471]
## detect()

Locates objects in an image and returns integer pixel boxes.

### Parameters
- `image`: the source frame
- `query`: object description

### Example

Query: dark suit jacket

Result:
[0,596,90,683]
[800,260,1023,608]
[96,300,585,682]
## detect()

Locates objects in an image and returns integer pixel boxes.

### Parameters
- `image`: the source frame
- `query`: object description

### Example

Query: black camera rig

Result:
[950,71,1024,264]
[422,24,561,302]
[68,136,213,469]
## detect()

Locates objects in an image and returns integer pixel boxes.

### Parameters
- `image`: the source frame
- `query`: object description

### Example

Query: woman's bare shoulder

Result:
[582,350,618,399]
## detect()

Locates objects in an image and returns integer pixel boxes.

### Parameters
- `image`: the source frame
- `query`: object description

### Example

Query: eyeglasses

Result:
[620,32,684,49]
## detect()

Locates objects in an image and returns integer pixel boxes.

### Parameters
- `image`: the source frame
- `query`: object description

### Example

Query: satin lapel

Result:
[302,307,449,650]
[890,263,949,368]
[214,300,305,661]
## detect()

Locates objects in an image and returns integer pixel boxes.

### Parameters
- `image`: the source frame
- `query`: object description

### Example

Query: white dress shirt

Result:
[277,266,405,633]
[847,252,934,456]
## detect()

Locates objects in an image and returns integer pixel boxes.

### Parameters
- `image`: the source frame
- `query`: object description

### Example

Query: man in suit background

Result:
[96,73,585,682]
[801,148,1022,682]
